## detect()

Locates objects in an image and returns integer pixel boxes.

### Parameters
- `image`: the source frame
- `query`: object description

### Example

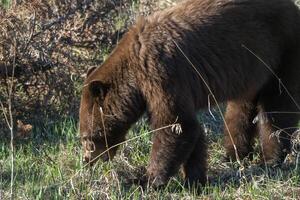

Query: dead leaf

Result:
[16,120,33,139]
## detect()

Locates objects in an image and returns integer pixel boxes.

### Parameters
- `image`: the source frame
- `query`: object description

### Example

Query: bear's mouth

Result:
[82,139,113,164]
[83,149,111,164]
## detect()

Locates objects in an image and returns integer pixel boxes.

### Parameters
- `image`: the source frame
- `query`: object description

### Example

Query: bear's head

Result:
[79,67,125,164]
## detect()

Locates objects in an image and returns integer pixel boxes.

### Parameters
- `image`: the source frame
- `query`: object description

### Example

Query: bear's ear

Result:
[88,80,110,99]
[86,66,97,77]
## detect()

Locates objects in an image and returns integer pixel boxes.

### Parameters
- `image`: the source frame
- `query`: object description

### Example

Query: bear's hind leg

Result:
[257,101,299,164]
[257,48,300,164]
[258,90,300,163]
[224,100,258,161]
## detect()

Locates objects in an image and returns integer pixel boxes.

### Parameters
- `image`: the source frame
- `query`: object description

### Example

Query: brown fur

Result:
[79,0,300,187]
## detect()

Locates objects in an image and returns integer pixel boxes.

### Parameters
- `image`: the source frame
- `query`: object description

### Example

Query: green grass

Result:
[0,0,10,8]
[1,117,299,199]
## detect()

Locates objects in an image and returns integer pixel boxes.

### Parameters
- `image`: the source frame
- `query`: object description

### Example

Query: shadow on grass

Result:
[209,161,300,188]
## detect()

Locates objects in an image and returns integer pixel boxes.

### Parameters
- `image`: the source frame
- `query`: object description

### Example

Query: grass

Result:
[0,0,10,8]
[1,116,299,199]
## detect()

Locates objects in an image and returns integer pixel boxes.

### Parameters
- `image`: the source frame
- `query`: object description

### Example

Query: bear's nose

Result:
[83,149,94,164]
[83,155,91,164]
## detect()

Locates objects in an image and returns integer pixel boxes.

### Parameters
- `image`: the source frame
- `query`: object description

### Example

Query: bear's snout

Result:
[83,150,110,164]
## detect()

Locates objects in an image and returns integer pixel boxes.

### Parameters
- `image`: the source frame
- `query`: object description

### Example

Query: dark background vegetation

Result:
[0,0,162,134]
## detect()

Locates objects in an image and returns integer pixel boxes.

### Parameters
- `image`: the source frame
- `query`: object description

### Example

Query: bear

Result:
[79,0,300,188]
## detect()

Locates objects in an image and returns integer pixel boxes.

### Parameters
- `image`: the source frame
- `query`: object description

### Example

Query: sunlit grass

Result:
[1,117,299,199]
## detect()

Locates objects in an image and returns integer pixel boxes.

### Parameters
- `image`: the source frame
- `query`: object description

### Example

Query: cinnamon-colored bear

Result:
[79,0,300,187]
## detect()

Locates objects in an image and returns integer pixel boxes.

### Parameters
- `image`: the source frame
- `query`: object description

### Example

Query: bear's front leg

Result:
[182,128,207,187]
[145,114,206,188]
